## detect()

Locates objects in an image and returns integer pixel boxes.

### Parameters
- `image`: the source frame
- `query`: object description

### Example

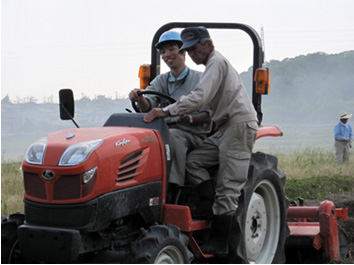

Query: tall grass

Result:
[1,161,24,216]
[276,148,354,179]
[1,149,354,216]
[275,148,354,200]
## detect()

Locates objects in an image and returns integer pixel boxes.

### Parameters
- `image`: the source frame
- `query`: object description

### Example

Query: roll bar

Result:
[150,22,265,124]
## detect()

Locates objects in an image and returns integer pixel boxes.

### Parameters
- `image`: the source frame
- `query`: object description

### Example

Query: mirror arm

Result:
[60,103,80,128]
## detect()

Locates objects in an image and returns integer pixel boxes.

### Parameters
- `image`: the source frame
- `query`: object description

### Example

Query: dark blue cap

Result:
[179,26,210,51]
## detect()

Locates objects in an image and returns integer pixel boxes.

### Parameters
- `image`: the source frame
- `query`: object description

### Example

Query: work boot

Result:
[191,180,214,220]
[200,214,233,256]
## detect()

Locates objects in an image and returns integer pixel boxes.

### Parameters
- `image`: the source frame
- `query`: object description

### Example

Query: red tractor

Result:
[1,22,350,264]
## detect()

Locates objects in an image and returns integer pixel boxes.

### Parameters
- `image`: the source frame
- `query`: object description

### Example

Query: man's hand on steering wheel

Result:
[129,88,144,102]
[130,90,176,113]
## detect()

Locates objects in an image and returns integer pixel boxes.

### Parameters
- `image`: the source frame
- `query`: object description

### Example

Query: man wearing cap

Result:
[144,26,258,256]
[334,111,353,164]
[129,31,212,202]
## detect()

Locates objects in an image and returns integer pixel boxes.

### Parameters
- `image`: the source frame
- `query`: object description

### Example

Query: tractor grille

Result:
[24,172,46,199]
[23,171,95,201]
[53,174,81,200]
[117,150,145,182]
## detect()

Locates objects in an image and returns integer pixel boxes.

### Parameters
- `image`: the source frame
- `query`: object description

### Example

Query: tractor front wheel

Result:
[1,214,27,264]
[130,224,193,263]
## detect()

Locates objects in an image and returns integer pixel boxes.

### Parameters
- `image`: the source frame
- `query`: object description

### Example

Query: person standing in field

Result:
[334,111,353,164]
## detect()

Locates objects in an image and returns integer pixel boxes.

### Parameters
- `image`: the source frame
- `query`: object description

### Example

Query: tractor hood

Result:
[43,127,141,166]
[21,126,166,203]
[37,127,154,166]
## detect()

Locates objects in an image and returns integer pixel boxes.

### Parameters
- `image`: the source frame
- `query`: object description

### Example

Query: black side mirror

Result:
[59,89,79,128]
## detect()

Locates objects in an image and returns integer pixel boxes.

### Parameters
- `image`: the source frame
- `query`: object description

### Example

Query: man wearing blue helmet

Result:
[129,31,212,202]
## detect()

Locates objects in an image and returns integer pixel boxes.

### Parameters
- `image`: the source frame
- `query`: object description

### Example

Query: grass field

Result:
[1,161,24,216]
[1,149,354,217]
[277,149,354,200]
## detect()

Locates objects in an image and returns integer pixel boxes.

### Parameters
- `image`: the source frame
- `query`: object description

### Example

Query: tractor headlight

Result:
[58,139,103,166]
[25,136,48,165]
[82,166,97,184]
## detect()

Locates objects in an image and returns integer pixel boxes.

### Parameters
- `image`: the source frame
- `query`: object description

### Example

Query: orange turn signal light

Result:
[254,68,270,95]
[138,64,151,90]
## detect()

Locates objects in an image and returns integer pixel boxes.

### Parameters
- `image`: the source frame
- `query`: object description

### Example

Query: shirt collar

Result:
[168,67,189,82]
[206,50,215,65]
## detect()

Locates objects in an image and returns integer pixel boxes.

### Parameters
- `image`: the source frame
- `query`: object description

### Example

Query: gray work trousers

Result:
[169,128,206,186]
[186,119,258,215]
[335,140,350,164]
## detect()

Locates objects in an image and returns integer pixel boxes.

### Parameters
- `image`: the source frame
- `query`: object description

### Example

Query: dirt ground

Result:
[305,192,354,263]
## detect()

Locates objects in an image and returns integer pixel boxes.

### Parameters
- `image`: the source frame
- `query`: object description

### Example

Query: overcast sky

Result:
[2,0,354,102]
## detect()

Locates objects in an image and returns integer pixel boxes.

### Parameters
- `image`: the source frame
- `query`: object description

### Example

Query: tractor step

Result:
[163,204,214,260]
[163,204,212,232]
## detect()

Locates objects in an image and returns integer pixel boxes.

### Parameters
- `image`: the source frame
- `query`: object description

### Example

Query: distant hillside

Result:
[241,51,354,125]
[1,96,131,135]
[1,96,132,160]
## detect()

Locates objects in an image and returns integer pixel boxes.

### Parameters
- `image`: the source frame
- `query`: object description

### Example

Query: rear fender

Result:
[256,125,282,140]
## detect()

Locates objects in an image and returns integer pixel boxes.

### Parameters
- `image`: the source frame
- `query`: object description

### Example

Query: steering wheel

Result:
[132,90,176,113]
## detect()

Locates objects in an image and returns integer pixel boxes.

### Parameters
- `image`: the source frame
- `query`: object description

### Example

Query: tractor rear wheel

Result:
[227,152,290,264]
[1,214,27,264]
[130,224,193,263]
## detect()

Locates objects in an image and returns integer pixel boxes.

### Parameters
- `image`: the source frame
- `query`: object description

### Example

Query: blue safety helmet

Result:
[155,31,183,49]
